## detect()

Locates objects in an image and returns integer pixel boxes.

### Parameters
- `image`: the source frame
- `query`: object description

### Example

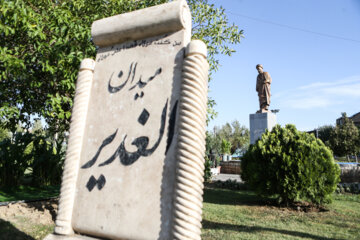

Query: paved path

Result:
[211,173,242,182]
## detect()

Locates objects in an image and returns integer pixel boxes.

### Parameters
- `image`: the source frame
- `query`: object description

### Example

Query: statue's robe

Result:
[256,71,272,111]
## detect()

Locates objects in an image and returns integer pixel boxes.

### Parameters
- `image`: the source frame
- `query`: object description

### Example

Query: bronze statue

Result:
[256,64,272,113]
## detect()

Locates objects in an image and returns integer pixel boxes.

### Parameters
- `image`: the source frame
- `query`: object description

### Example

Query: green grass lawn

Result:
[0,185,60,202]
[0,185,359,239]
[202,187,360,240]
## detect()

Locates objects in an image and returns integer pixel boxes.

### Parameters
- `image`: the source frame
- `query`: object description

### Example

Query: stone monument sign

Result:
[250,64,276,144]
[45,1,208,239]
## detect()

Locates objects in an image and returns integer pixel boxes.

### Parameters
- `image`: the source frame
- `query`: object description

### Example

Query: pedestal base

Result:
[250,112,277,144]
[44,234,100,240]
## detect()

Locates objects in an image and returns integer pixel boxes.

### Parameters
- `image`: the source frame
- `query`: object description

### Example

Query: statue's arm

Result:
[264,72,272,84]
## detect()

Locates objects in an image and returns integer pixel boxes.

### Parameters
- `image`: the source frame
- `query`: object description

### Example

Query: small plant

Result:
[204,156,212,182]
[221,139,232,156]
[241,124,341,205]
[215,155,221,167]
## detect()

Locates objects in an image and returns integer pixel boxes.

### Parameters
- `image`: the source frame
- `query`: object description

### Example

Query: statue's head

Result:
[256,64,263,73]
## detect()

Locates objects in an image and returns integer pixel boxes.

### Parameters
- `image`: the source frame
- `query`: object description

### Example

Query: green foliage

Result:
[206,120,249,156]
[189,0,244,121]
[336,183,360,194]
[220,139,231,154]
[215,155,221,167]
[229,120,250,153]
[0,185,60,202]
[205,131,218,155]
[0,126,65,187]
[217,121,249,153]
[204,156,212,182]
[190,0,243,74]
[0,132,33,187]
[0,127,10,142]
[330,113,360,158]
[30,136,65,186]
[317,125,334,147]
[241,124,341,205]
[0,0,243,133]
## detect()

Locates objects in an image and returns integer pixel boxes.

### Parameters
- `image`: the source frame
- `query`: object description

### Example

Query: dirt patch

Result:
[286,201,329,213]
[255,199,329,213]
[0,199,58,225]
[0,199,57,239]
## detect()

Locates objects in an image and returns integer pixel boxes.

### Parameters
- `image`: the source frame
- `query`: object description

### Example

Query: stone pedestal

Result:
[250,112,277,144]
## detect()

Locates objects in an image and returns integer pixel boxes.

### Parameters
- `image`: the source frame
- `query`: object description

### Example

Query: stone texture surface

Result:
[47,1,210,239]
[49,1,194,240]
[72,32,189,240]
[250,112,277,144]
[91,0,191,47]
[44,234,99,240]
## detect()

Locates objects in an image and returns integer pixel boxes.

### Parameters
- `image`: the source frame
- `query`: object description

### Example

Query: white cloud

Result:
[298,75,360,90]
[286,97,332,109]
[275,75,360,110]
[323,83,360,97]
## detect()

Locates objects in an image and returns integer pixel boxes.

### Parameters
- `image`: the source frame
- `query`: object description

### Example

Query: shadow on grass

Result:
[203,187,273,206]
[0,219,34,240]
[202,219,343,240]
[0,185,60,202]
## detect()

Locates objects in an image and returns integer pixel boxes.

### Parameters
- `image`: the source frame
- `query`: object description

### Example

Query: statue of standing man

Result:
[256,64,272,113]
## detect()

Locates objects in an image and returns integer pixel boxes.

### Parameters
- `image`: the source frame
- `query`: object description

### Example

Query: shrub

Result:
[241,124,340,205]
[31,136,65,186]
[0,131,65,188]
[204,156,212,182]
[0,132,33,187]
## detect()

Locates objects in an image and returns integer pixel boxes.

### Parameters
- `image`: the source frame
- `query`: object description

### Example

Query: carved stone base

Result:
[44,234,100,240]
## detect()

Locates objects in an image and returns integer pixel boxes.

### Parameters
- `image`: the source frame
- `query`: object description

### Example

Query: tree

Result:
[241,124,340,205]
[218,123,232,142]
[0,131,34,187]
[216,120,249,154]
[205,130,220,155]
[0,0,244,134]
[317,125,334,147]
[330,113,360,162]
[206,120,250,157]
[0,125,65,187]
[229,120,249,153]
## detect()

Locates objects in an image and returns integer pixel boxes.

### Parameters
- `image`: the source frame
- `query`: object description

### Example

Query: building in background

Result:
[336,112,360,127]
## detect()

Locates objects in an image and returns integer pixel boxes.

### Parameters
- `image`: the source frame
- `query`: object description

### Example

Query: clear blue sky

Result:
[207,0,360,131]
